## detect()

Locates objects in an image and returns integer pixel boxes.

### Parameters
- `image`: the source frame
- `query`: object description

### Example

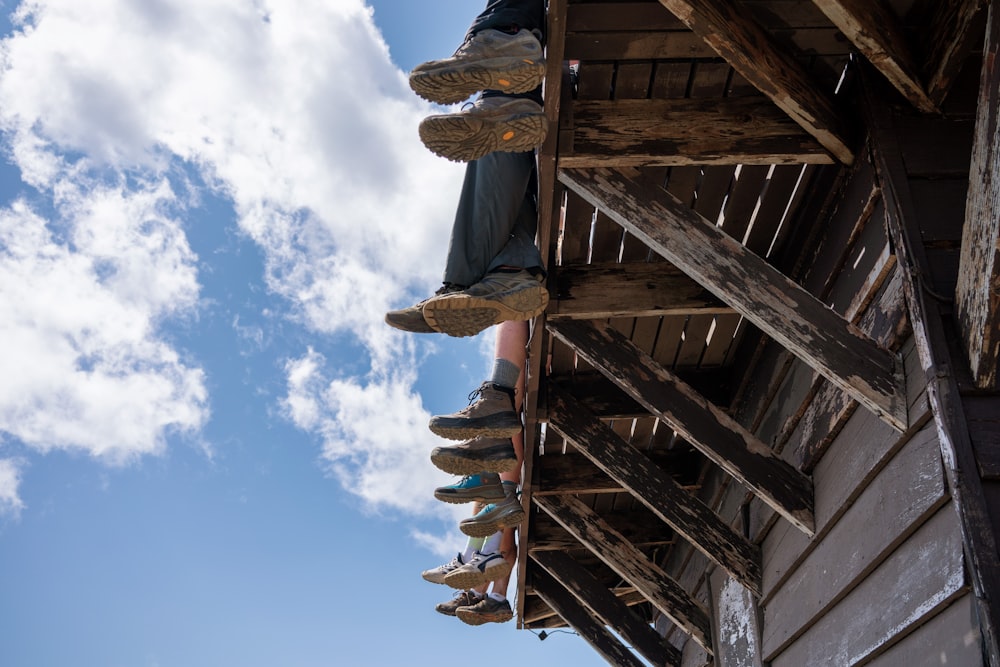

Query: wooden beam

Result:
[549,318,815,535]
[523,588,648,626]
[531,569,653,667]
[533,551,682,667]
[534,448,700,496]
[550,260,731,319]
[957,0,1000,390]
[559,98,835,168]
[530,510,675,552]
[559,166,908,431]
[534,493,713,652]
[548,385,764,594]
[812,0,937,112]
[655,0,854,163]
[918,0,989,105]
[549,369,734,417]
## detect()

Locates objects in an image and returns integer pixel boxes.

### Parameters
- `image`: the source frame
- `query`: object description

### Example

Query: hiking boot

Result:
[459,487,524,537]
[429,382,521,440]
[430,436,519,476]
[433,472,506,504]
[456,595,514,625]
[442,550,513,590]
[384,284,463,333]
[421,552,464,585]
[422,269,549,338]
[435,589,483,617]
[409,28,545,105]
[419,96,547,163]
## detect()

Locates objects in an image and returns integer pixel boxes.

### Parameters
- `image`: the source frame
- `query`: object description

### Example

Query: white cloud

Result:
[0,0,471,522]
[0,458,25,517]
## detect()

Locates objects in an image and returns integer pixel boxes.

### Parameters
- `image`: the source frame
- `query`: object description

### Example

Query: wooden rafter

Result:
[558,166,908,431]
[559,98,835,167]
[812,0,937,113]
[550,260,731,319]
[655,0,854,163]
[532,551,681,667]
[919,0,989,105]
[548,385,764,593]
[531,569,653,667]
[549,319,815,535]
[534,447,699,497]
[534,493,713,652]
[531,513,675,552]
[957,0,1000,390]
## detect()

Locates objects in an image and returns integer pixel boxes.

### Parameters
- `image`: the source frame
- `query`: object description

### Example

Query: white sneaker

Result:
[421,552,464,585]
[442,550,513,589]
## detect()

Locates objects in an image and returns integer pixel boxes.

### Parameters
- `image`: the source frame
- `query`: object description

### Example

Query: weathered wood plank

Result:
[549,318,815,534]
[712,571,765,667]
[813,0,936,112]
[548,385,764,594]
[534,449,699,496]
[559,98,835,167]
[654,0,854,162]
[533,550,682,667]
[533,493,713,651]
[531,568,651,667]
[522,587,648,626]
[866,594,984,667]
[530,507,675,552]
[550,260,731,319]
[763,425,947,650]
[918,0,988,105]
[767,503,968,665]
[957,0,1000,390]
[558,166,908,430]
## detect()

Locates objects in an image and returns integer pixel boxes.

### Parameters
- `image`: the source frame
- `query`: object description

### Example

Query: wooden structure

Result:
[514,1,1000,664]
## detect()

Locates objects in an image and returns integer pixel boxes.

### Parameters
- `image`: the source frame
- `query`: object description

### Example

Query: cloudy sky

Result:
[0,1,607,664]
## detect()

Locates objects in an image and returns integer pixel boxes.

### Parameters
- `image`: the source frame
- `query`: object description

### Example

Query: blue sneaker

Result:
[459,484,524,537]
[433,472,506,504]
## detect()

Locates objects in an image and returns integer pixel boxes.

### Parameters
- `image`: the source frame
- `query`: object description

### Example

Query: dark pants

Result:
[443,151,543,287]
[466,0,545,41]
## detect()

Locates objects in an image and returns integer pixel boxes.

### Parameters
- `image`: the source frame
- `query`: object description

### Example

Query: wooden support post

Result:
[548,384,764,593]
[655,0,854,163]
[559,166,908,431]
[534,493,713,652]
[548,319,815,535]
[957,0,1000,390]
[531,568,656,667]
[533,551,681,667]
[919,0,989,106]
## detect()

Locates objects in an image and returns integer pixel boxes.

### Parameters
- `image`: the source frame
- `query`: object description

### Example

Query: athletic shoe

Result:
[421,552,464,585]
[456,596,514,625]
[433,472,506,504]
[409,28,545,105]
[385,284,463,333]
[435,589,483,617]
[423,269,549,338]
[430,436,518,476]
[429,382,520,440]
[459,489,525,538]
[442,550,513,589]
[418,96,547,162]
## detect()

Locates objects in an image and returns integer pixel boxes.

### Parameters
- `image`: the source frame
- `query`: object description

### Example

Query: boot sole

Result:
[456,607,513,625]
[409,58,545,105]
[428,413,522,441]
[443,560,513,590]
[419,111,547,163]
[459,505,526,538]
[430,448,519,476]
[423,284,549,338]
[433,489,507,504]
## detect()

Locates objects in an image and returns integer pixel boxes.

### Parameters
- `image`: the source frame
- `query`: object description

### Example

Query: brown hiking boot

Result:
[384,284,462,333]
[428,382,520,440]
[435,589,483,617]
[422,269,549,338]
[456,596,514,625]
[430,437,519,476]
[409,28,545,105]
[419,96,547,163]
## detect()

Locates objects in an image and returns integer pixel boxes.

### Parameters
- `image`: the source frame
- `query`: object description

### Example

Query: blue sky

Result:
[0,1,609,664]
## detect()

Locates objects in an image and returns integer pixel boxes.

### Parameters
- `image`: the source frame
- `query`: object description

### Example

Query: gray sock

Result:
[490,359,520,392]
